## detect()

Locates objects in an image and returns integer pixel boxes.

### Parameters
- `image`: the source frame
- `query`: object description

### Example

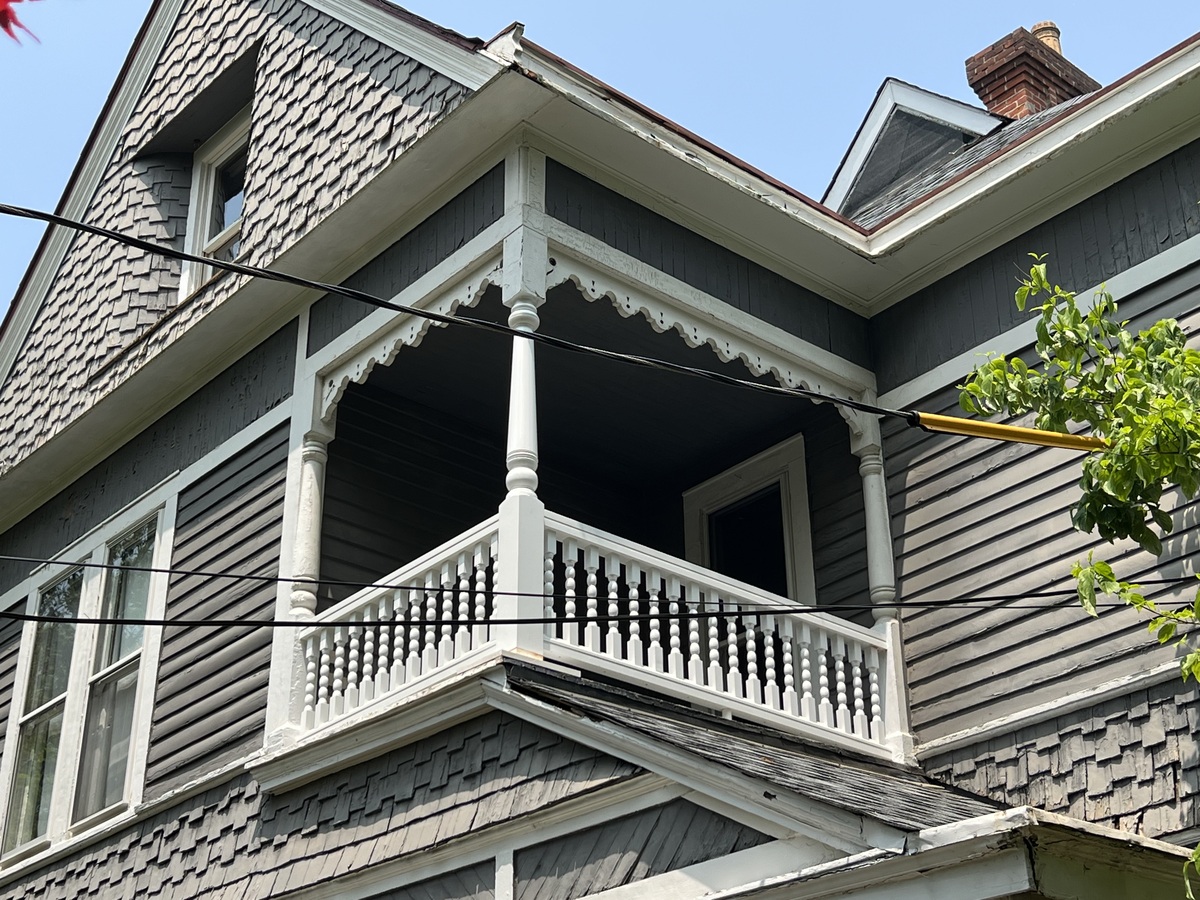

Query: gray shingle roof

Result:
[505,664,1001,832]
[850,94,1094,229]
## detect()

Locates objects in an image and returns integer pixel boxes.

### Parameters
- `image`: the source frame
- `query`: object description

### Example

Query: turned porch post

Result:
[290,428,333,619]
[851,413,915,761]
[495,213,549,654]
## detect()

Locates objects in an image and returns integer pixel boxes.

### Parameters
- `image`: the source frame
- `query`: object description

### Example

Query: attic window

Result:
[182,105,251,295]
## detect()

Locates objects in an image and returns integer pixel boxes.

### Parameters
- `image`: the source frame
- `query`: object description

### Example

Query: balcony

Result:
[293,510,901,762]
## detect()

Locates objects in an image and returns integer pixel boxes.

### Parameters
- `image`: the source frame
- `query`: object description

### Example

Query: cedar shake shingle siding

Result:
[0,0,469,476]
[5,712,641,900]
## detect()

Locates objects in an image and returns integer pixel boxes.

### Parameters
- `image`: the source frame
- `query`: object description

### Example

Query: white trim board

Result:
[915,661,1184,758]
[878,232,1200,410]
[299,0,501,90]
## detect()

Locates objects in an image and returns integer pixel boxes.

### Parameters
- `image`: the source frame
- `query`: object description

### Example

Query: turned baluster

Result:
[606,554,623,659]
[850,641,869,738]
[544,536,557,639]
[667,576,684,679]
[456,554,472,656]
[744,614,761,703]
[331,625,347,718]
[376,593,392,696]
[361,607,376,704]
[833,635,852,733]
[647,570,663,673]
[317,632,332,725]
[406,589,423,682]
[781,626,799,716]
[866,646,884,740]
[761,616,780,710]
[726,614,743,699]
[686,584,704,686]
[473,545,489,648]
[438,564,455,665]
[302,636,318,729]
[562,539,579,645]
[706,596,723,691]
[817,630,835,728]
[423,573,439,672]
[800,623,817,722]
[346,618,361,712]
[626,563,642,666]
[584,547,601,653]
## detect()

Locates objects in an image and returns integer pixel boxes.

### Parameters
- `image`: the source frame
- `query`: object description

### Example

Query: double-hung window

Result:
[1,508,168,858]
[181,104,251,295]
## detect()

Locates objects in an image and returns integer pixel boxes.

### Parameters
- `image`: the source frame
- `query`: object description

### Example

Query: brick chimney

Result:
[966,22,1100,119]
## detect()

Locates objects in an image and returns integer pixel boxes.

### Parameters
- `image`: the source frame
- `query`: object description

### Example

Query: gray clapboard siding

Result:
[371,863,494,900]
[804,405,870,622]
[885,259,1200,739]
[10,711,641,899]
[515,798,769,900]
[872,135,1200,391]
[0,612,21,765]
[544,159,871,368]
[144,422,289,799]
[0,322,296,597]
[307,162,505,354]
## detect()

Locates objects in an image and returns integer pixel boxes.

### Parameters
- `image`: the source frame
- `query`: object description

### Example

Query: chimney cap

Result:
[1031,21,1063,55]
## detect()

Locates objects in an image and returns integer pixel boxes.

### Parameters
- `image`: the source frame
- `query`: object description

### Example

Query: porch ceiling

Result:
[359,283,828,494]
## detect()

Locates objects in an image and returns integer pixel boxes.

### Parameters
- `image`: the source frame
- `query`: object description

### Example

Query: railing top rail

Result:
[304,513,501,634]
[545,510,884,645]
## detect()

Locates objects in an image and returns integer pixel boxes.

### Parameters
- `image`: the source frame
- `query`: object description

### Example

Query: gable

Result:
[0,0,478,482]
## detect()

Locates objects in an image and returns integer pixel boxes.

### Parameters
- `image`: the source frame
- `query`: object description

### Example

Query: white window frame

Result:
[682,433,817,603]
[0,491,176,863]
[180,104,252,297]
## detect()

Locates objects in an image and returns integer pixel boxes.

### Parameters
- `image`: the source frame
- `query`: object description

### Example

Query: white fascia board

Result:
[299,0,503,90]
[0,0,186,394]
[824,79,1000,213]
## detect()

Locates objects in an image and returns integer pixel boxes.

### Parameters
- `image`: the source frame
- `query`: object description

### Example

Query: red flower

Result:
[1,0,42,45]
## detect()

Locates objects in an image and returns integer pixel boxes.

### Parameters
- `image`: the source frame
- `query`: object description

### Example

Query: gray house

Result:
[0,3,1194,897]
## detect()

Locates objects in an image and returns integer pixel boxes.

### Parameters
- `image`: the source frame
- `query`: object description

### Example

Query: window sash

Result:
[73,660,139,823]
[4,703,63,853]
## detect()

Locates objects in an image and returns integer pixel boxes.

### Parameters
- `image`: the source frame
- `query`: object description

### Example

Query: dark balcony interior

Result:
[318,285,868,619]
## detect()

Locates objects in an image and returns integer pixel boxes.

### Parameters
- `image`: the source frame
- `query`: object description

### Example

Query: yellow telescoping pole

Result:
[914,412,1106,452]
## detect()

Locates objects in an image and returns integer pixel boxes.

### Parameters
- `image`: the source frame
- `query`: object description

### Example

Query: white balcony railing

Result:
[297,515,499,730]
[295,509,899,759]
[543,513,890,751]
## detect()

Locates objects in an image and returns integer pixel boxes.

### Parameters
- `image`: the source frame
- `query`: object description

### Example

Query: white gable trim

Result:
[299,0,502,90]
[823,79,1001,213]
[0,0,186,394]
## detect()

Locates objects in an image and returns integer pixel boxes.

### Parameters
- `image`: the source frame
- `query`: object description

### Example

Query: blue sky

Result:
[0,1,1196,316]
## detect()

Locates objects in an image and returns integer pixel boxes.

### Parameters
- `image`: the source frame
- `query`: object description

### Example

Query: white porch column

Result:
[495,209,549,654]
[850,414,914,762]
[290,428,332,619]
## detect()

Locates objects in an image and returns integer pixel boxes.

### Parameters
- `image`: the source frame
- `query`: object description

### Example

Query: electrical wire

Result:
[0,203,913,426]
[0,553,1195,630]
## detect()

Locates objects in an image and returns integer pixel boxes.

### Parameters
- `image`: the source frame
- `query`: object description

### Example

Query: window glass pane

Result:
[96,521,156,669]
[707,482,789,597]
[24,570,82,710]
[208,147,247,240]
[73,662,138,822]
[4,704,63,852]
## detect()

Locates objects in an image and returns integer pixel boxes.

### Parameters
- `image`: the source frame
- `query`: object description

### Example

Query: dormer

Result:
[822,79,1001,220]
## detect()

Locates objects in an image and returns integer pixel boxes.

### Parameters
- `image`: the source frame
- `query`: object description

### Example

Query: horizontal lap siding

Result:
[888,264,1200,740]
[306,162,505,354]
[544,160,871,368]
[872,136,1200,391]
[0,323,296,597]
[145,422,289,799]
[0,614,21,763]
[804,405,870,623]
[515,798,769,900]
[371,863,495,900]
